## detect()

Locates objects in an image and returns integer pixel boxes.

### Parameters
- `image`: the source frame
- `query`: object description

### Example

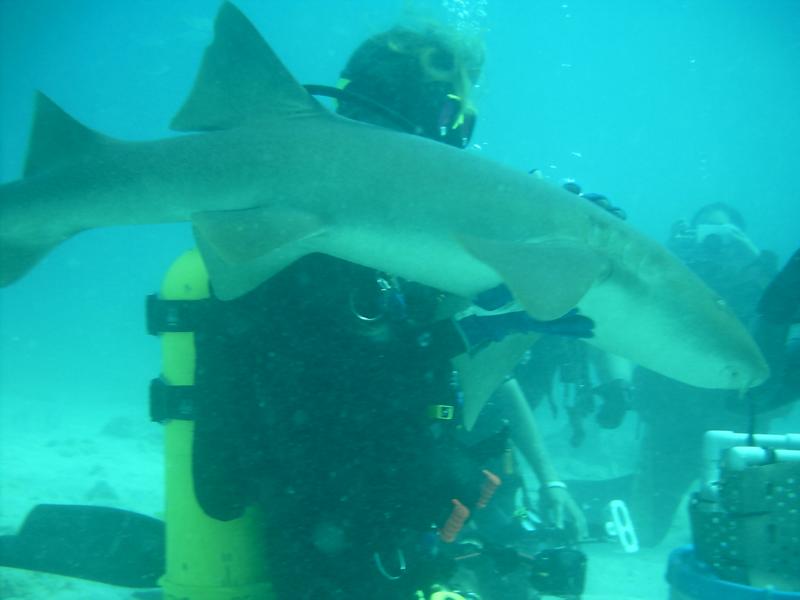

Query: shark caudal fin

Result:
[0,237,55,287]
[173,1,330,299]
[24,92,115,177]
[0,93,114,287]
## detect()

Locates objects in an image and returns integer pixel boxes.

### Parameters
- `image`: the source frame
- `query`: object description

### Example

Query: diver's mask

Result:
[696,223,747,248]
[429,88,476,149]
[669,221,759,269]
[333,77,476,149]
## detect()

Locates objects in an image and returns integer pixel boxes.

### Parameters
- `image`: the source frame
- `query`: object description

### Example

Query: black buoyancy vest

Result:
[191,254,480,543]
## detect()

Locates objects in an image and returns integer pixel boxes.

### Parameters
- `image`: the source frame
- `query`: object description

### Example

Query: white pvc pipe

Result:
[700,430,800,499]
[723,446,800,471]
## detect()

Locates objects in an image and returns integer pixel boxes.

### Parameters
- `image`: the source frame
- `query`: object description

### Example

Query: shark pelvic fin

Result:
[24,93,114,178]
[192,206,324,264]
[171,2,323,132]
[454,332,541,431]
[460,236,609,321]
[192,206,325,299]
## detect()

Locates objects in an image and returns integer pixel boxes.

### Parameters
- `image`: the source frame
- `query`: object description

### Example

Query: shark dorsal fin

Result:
[24,92,113,178]
[171,2,322,132]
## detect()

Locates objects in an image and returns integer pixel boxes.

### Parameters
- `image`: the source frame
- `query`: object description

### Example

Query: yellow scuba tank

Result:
[156,248,274,600]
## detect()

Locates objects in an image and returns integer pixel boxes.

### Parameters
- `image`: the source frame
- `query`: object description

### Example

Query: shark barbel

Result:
[0,2,768,413]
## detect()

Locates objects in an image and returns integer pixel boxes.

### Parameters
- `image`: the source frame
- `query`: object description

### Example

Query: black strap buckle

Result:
[149,378,195,422]
[146,294,217,335]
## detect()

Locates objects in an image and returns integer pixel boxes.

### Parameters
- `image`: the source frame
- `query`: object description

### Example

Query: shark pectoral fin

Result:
[454,333,541,431]
[192,206,325,300]
[192,207,324,264]
[171,2,324,132]
[196,235,306,301]
[459,236,608,320]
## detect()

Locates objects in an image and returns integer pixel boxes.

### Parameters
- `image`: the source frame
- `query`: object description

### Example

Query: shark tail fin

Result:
[1,93,107,286]
[23,92,114,178]
[0,180,77,286]
[0,235,59,287]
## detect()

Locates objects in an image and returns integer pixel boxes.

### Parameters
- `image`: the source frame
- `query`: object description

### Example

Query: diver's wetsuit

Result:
[191,253,482,599]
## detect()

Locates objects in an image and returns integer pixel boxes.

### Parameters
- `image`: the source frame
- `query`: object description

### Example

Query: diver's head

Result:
[690,202,746,230]
[668,203,768,316]
[337,26,483,148]
[669,202,759,268]
[690,203,757,257]
[561,180,627,219]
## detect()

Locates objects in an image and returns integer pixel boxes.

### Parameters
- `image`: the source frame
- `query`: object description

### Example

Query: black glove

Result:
[457,309,595,351]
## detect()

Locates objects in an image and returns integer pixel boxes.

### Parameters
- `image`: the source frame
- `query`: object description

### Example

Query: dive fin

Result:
[171,1,323,131]
[454,332,541,431]
[0,504,164,588]
[459,236,609,321]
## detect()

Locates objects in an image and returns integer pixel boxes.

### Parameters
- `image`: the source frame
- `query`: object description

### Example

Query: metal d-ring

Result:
[349,275,398,322]
[349,287,385,321]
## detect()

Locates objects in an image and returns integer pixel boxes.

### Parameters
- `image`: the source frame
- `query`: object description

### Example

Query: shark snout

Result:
[720,356,770,390]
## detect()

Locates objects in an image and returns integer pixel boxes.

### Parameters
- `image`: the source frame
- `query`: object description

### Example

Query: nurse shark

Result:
[0,2,768,413]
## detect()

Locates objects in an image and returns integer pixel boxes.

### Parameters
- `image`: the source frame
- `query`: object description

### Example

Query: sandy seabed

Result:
[0,392,727,600]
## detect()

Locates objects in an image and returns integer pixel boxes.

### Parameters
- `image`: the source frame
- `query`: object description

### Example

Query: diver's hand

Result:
[540,485,589,541]
[726,224,761,257]
[457,309,595,349]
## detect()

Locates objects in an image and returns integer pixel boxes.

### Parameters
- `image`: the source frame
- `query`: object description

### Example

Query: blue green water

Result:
[0,4,798,597]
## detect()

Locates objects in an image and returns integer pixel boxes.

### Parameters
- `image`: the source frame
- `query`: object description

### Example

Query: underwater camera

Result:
[528,546,587,598]
[454,528,587,598]
[521,527,587,598]
[463,485,588,598]
[480,527,588,598]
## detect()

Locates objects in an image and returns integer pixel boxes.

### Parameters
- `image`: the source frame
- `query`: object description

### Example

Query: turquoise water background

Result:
[1,0,798,419]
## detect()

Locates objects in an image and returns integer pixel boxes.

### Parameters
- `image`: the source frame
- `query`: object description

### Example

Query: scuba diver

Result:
[152,25,589,600]
[180,28,486,598]
[627,203,795,547]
